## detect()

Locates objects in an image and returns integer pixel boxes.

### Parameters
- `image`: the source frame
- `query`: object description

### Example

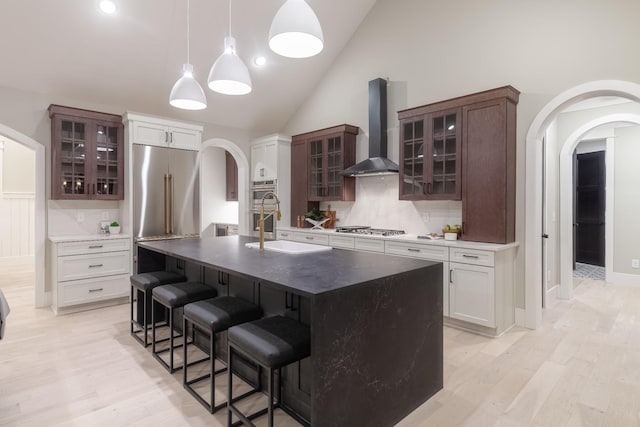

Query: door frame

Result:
[0,124,46,307]
[524,80,640,329]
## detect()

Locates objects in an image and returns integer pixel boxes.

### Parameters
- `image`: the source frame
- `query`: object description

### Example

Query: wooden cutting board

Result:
[323,205,338,229]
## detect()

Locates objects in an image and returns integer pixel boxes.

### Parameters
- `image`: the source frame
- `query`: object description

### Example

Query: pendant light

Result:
[170,0,207,110]
[208,0,252,95]
[269,0,323,59]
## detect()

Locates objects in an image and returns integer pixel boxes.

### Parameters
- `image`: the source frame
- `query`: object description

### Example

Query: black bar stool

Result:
[130,271,187,347]
[183,296,263,413]
[227,315,311,427]
[151,282,218,373]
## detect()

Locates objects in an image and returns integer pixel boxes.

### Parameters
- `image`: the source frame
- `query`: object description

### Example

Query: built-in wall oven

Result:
[250,180,278,239]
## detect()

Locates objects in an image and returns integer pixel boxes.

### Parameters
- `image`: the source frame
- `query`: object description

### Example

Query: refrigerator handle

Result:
[169,174,174,234]
[164,174,171,234]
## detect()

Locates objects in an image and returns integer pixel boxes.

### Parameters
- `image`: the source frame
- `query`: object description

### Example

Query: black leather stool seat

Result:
[227,315,311,426]
[153,282,217,307]
[130,271,187,291]
[184,297,263,333]
[182,297,263,413]
[228,315,311,369]
[130,271,187,347]
[152,282,217,373]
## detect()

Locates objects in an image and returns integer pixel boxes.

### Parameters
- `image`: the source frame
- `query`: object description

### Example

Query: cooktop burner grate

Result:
[335,226,405,236]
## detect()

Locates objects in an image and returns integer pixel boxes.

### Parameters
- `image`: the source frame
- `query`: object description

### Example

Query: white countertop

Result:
[278,227,518,252]
[49,233,132,243]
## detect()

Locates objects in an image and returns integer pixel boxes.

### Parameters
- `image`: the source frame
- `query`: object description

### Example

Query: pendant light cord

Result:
[228,0,232,37]
[186,0,190,64]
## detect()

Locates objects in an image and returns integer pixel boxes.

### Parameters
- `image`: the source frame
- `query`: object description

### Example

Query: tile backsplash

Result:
[320,174,462,235]
[48,200,122,236]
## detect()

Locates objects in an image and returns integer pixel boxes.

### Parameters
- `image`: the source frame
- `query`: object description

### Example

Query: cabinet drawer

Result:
[57,239,129,256]
[385,241,448,261]
[449,248,494,267]
[293,233,329,245]
[329,235,355,249]
[277,230,295,241]
[58,274,129,307]
[355,237,385,253]
[58,251,130,282]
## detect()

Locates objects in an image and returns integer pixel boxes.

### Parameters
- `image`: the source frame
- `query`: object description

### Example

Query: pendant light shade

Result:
[208,36,252,95]
[170,63,207,110]
[269,0,324,58]
[169,0,207,110]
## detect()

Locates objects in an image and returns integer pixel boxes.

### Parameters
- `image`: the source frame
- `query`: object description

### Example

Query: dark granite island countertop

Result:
[138,235,443,426]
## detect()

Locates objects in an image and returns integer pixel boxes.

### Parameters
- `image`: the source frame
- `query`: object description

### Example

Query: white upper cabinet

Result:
[251,138,278,181]
[123,112,202,151]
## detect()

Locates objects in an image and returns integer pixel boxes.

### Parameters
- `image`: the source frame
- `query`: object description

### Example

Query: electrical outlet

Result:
[76,212,84,223]
[101,211,109,220]
[420,212,431,222]
[632,259,639,269]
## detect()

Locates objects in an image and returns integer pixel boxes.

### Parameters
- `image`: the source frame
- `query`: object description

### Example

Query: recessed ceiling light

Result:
[98,0,118,15]
[254,56,267,67]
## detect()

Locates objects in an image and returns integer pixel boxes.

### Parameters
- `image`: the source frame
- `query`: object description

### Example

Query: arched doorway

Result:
[557,113,640,301]
[200,138,250,236]
[524,80,640,329]
[0,124,46,307]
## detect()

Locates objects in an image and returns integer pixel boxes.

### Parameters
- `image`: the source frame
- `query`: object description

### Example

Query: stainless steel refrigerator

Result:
[132,144,200,241]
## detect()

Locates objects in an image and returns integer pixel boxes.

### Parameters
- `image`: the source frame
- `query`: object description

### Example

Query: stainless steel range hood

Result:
[341,78,399,177]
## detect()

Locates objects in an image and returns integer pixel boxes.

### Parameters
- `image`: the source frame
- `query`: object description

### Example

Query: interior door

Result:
[574,151,606,266]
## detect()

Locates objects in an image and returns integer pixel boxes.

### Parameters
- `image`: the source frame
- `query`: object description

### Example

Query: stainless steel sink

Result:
[245,240,332,254]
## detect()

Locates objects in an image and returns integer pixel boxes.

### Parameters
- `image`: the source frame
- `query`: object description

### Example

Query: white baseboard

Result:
[515,308,526,327]
[0,255,34,266]
[607,271,640,287]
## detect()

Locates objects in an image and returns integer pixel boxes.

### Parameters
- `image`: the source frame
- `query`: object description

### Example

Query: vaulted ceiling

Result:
[0,0,378,135]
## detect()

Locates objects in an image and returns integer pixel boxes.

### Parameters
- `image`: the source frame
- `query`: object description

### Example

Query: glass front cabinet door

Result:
[399,107,461,201]
[49,105,124,200]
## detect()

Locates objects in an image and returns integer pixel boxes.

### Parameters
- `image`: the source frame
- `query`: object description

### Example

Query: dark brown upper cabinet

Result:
[398,86,519,244]
[290,124,358,226]
[399,107,462,200]
[225,151,238,201]
[49,105,124,200]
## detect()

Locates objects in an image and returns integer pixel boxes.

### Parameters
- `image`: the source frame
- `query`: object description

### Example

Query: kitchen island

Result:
[137,235,442,426]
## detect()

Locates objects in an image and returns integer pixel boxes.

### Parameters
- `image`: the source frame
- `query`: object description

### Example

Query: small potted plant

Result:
[109,221,121,235]
[442,224,461,241]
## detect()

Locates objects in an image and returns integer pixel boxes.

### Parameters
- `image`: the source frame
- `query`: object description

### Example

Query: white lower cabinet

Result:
[449,262,495,327]
[276,229,516,335]
[50,237,131,315]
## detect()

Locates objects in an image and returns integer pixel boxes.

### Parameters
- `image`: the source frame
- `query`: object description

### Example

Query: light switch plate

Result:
[632,259,639,269]
[76,212,84,223]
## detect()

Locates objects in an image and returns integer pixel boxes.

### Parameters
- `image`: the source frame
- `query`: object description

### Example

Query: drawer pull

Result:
[462,254,479,259]
[88,264,104,268]
[449,269,454,283]
[305,237,314,240]
[88,245,103,249]
[407,248,420,252]
[281,233,289,237]
[89,288,104,293]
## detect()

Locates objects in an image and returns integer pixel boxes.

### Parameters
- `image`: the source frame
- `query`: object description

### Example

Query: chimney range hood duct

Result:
[341,78,399,177]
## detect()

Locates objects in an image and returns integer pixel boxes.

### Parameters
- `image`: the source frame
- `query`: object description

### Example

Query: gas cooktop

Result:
[335,226,406,237]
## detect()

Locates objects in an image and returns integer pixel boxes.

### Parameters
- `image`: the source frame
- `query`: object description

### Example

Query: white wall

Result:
[200,147,239,227]
[613,126,640,275]
[280,0,640,309]
[0,137,35,262]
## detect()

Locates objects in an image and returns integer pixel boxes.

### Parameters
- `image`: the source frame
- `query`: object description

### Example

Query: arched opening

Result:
[557,114,640,301]
[199,138,250,236]
[0,124,46,308]
[524,80,640,329]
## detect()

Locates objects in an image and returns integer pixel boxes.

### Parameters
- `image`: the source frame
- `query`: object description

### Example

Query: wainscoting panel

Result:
[0,193,35,258]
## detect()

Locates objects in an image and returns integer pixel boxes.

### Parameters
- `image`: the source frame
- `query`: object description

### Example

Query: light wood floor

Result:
[2,268,640,426]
